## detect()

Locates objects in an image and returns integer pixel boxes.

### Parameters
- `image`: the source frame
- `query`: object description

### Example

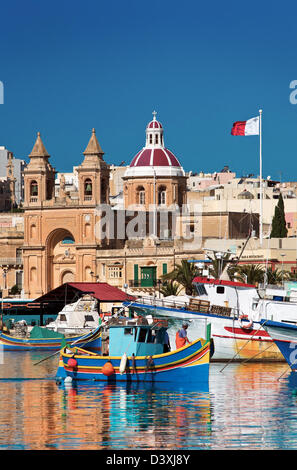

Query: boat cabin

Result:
[47,295,100,332]
[192,276,259,316]
[108,318,169,356]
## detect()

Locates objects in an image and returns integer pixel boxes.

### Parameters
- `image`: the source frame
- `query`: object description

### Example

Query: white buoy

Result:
[64,376,73,384]
[119,353,127,375]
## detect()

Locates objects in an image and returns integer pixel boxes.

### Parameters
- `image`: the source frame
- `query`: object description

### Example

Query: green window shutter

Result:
[162,263,167,275]
[134,264,139,281]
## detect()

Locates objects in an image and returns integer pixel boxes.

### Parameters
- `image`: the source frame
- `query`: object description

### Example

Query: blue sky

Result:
[0,0,297,180]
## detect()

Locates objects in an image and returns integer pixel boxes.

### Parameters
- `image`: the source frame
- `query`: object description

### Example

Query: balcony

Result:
[0,257,23,267]
[128,279,162,291]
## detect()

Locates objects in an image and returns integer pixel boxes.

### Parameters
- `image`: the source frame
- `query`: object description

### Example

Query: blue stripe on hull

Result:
[63,363,209,383]
[59,338,210,383]
[2,344,61,351]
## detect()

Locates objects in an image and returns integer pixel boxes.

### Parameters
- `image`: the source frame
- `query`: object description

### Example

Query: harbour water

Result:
[1,352,297,450]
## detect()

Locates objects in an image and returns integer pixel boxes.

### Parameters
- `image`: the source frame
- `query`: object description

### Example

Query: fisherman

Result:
[163,330,171,353]
[175,323,190,349]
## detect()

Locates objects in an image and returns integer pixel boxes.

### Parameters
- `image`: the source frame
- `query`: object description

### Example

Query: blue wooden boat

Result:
[57,317,211,383]
[0,325,101,351]
[260,319,297,370]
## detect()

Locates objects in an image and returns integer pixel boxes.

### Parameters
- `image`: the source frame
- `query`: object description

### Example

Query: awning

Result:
[34,282,136,304]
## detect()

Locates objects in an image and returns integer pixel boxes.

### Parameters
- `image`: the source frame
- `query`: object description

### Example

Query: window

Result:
[139,190,145,204]
[158,186,166,205]
[136,186,145,205]
[108,265,123,279]
[61,236,75,244]
[146,330,156,343]
[138,328,147,343]
[124,328,134,335]
[155,134,159,144]
[194,284,207,296]
[59,314,67,322]
[84,315,94,322]
[149,134,153,144]
[216,286,225,294]
[16,271,23,290]
[30,181,38,197]
[84,178,92,199]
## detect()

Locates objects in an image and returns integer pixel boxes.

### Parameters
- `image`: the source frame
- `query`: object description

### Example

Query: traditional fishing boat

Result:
[57,316,211,383]
[0,325,85,351]
[0,324,103,352]
[260,319,297,370]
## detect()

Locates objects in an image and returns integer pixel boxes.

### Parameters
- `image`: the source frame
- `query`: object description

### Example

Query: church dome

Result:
[124,112,185,178]
[147,119,163,129]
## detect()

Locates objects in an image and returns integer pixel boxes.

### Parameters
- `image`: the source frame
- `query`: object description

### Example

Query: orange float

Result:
[67,357,78,369]
[102,361,115,376]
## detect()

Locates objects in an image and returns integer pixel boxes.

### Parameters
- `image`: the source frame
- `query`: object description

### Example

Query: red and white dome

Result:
[125,112,185,178]
[147,119,163,129]
[130,148,181,167]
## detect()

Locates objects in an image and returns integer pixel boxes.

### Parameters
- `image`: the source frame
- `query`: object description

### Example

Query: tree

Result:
[159,280,182,297]
[285,270,297,282]
[270,193,288,238]
[207,252,233,279]
[161,260,197,295]
[10,284,20,295]
[230,264,265,285]
[264,266,288,285]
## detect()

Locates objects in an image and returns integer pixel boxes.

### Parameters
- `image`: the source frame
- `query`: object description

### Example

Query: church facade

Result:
[21,114,204,298]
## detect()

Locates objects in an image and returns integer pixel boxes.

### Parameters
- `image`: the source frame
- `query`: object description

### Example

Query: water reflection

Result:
[58,380,212,450]
[2,354,297,449]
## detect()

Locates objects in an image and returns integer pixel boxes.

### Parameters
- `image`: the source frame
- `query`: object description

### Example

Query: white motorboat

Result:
[46,294,101,335]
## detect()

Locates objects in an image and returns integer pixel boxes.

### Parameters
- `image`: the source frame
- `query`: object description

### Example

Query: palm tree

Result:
[285,270,297,282]
[264,266,288,285]
[207,252,233,279]
[230,264,265,285]
[159,280,182,297]
[161,260,197,295]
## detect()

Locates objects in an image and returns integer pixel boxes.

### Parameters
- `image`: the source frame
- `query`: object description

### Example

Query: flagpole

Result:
[259,109,263,246]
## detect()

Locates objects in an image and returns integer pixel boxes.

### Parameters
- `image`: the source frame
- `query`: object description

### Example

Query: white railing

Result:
[134,295,242,318]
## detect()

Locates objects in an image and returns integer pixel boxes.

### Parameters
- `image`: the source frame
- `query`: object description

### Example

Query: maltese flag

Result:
[231,116,259,136]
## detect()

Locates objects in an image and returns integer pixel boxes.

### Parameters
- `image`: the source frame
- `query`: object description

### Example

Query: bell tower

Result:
[23,132,55,207]
[6,151,16,208]
[77,128,110,206]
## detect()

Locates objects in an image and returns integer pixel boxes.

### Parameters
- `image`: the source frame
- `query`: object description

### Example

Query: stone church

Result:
[21,114,201,298]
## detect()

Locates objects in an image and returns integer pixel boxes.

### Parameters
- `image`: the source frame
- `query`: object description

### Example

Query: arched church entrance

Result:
[46,228,76,291]
[61,270,75,284]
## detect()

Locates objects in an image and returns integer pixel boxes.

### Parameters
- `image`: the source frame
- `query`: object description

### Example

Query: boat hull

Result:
[59,338,210,383]
[260,320,297,370]
[128,302,284,362]
[0,331,83,351]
